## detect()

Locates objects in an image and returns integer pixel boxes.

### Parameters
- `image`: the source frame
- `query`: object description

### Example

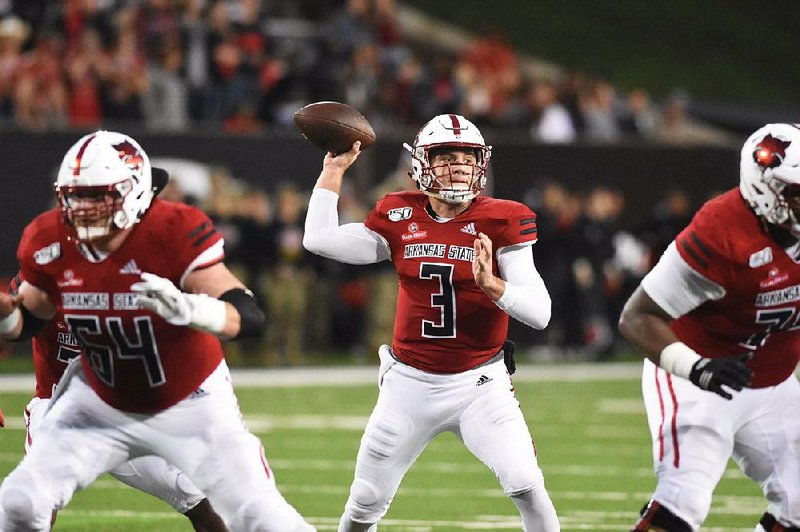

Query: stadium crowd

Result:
[0,0,735,145]
[0,0,735,364]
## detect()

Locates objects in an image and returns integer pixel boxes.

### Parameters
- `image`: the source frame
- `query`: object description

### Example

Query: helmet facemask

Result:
[404,114,492,204]
[56,180,134,242]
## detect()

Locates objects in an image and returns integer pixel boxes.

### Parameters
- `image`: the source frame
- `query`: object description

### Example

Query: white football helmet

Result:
[54,131,153,242]
[403,114,492,204]
[740,123,800,235]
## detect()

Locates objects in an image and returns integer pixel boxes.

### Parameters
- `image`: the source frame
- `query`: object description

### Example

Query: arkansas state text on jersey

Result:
[17,199,226,412]
[365,191,538,373]
[670,188,800,387]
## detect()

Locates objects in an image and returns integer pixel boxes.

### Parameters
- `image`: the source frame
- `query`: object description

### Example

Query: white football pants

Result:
[642,359,800,530]
[0,360,315,532]
[339,346,559,531]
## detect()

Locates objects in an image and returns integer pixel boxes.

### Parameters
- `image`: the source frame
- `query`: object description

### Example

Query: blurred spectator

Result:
[581,78,621,142]
[521,180,582,353]
[14,34,67,130]
[525,78,576,143]
[104,23,148,123]
[261,183,313,366]
[572,186,626,359]
[618,88,659,140]
[656,89,736,146]
[63,27,107,127]
[0,15,29,124]
[636,188,694,268]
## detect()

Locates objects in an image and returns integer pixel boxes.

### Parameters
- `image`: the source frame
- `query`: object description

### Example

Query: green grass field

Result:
[0,365,762,531]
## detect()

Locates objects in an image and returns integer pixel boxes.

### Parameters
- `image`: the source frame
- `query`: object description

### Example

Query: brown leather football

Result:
[293,101,376,155]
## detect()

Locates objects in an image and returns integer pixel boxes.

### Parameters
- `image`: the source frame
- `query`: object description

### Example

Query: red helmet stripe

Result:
[72,134,97,176]
[448,114,462,135]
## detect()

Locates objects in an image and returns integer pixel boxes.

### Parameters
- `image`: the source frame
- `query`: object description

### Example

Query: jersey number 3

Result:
[420,263,456,338]
[64,315,166,388]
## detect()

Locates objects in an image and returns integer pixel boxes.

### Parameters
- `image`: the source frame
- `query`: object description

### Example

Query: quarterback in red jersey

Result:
[304,114,559,531]
[8,273,225,530]
[0,131,314,531]
[619,123,800,531]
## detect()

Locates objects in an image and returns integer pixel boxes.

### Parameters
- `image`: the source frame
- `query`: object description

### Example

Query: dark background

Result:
[0,129,737,277]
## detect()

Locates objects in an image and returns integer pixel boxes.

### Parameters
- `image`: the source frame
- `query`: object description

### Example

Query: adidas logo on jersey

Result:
[476,375,492,386]
[119,259,142,275]
[460,222,477,236]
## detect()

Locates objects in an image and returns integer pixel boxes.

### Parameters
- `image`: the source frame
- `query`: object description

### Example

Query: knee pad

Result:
[346,478,385,523]
[632,500,692,532]
[1,468,53,530]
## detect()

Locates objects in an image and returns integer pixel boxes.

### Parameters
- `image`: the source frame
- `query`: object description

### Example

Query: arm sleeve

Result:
[641,241,726,319]
[495,243,551,329]
[303,188,391,265]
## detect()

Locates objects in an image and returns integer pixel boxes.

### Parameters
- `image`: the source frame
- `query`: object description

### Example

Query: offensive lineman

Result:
[619,123,800,531]
[8,272,225,531]
[303,114,560,531]
[0,130,314,531]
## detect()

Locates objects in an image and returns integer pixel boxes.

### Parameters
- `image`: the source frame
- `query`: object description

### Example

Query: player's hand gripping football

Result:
[688,353,753,400]
[131,273,193,326]
[323,141,362,173]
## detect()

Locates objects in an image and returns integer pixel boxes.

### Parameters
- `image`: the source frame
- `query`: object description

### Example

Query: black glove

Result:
[502,339,516,375]
[688,353,753,400]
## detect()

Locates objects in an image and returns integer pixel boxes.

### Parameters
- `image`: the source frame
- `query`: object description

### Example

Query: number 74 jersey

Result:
[670,188,800,388]
[365,192,538,374]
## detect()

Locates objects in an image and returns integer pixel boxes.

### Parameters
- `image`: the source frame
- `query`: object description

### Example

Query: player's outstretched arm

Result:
[619,286,752,399]
[132,264,265,339]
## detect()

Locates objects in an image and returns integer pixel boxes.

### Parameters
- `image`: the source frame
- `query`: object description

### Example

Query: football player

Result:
[0,131,314,531]
[303,114,559,531]
[619,123,800,531]
[7,271,225,531]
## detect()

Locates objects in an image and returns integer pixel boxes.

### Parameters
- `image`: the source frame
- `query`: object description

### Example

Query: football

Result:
[293,101,376,155]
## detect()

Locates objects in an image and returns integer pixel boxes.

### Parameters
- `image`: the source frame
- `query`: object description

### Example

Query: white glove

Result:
[131,272,227,334]
[131,272,192,325]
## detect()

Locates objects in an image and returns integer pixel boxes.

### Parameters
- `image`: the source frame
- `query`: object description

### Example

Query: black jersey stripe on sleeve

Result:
[189,221,212,239]
[520,217,537,236]
[689,231,714,258]
[680,236,709,270]
[193,229,219,248]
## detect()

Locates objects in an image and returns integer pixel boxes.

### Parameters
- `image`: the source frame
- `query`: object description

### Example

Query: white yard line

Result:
[0,362,644,393]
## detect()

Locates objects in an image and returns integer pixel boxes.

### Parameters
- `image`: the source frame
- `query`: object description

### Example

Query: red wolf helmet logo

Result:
[753,134,791,169]
[112,140,144,178]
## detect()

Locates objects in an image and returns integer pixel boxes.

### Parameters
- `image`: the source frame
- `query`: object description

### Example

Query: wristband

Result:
[186,294,227,335]
[0,308,21,335]
[659,341,702,379]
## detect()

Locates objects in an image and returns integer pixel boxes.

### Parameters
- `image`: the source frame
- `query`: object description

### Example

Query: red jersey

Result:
[17,199,226,412]
[672,188,800,387]
[365,192,538,373]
